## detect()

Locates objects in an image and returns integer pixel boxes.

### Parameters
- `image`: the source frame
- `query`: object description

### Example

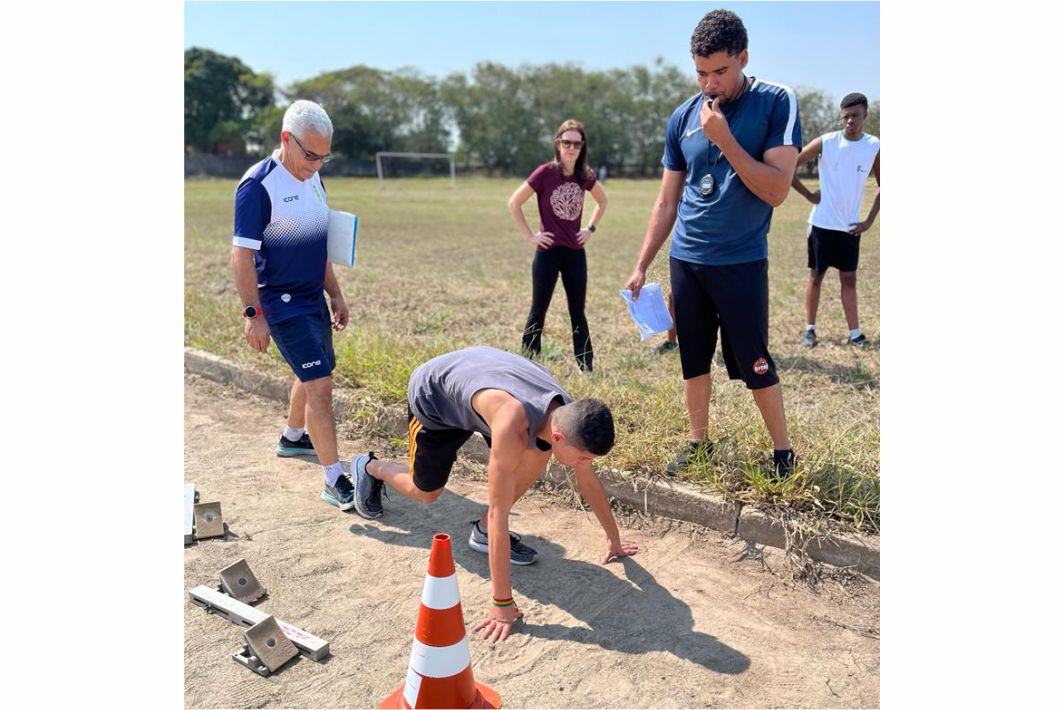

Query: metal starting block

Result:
[184,483,197,546]
[232,644,271,677]
[231,616,299,676]
[194,501,225,539]
[219,558,266,603]
[188,585,330,661]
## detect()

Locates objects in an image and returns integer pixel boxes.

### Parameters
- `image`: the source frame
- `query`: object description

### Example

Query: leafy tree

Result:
[441,63,539,176]
[286,66,449,161]
[796,86,840,143]
[864,99,880,137]
[185,47,274,154]
[621,59,694,176]
[793,86,839,176]
[441,59,692,176]
[247,105,286,153]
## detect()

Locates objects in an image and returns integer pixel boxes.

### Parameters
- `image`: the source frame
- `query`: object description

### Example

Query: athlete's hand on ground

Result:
[528,231,555,249]
[575,228,593,247]
[848,220,871,236]
[474,603,524,643]
[808,189,821,204]
[330,295,349,331]
[700,96,731,144]
[244,317,271,353]
[624,269,646,300]
[602,539,640,564]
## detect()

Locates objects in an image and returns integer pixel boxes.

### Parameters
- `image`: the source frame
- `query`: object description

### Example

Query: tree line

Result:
[185,47,879,177]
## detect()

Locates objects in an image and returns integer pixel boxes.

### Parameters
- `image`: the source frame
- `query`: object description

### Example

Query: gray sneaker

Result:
[321,474,356,511]
[468,520,538,565]
[849,334,870,349]
[351,452,384,520]
[800,329,817,348]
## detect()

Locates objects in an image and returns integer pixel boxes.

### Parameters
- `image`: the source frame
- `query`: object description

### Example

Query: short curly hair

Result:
[690,9,748,58]
[840,93,869,110]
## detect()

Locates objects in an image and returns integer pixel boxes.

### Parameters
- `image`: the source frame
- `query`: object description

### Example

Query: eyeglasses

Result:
[558,139,584,149]
[290,133,331,164]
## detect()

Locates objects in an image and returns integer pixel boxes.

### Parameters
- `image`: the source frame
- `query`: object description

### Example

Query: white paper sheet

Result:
[618,282,673,340]
[327,209,358,267]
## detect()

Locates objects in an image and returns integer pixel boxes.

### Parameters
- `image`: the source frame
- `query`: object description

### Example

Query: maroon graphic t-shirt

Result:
[526,162,597,250]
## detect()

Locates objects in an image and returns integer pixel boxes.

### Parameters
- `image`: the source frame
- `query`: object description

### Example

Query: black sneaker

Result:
[665,440,713,477]
[277,432,315,457]
[772,450,796,480]
[351,452,384,519]
[657,340,678,354]
[321,473,356,511]
[800,329,817,348]
[849,334,870,349]
[467,520,538,565]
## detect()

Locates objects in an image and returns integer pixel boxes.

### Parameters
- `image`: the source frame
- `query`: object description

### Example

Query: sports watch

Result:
[588,224,597,233]
[242,305,260,319]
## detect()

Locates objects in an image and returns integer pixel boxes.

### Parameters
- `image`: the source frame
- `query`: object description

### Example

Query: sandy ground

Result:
[184,374,879,708]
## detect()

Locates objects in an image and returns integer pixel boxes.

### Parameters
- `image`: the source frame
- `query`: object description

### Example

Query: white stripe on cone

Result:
[403,664,423,708]
[420,573,460,610]
[408,637,472,678]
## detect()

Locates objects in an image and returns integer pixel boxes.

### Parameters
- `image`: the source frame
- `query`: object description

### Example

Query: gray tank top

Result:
[407,346,571,449]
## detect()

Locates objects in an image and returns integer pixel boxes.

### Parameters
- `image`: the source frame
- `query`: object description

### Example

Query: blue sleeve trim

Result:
[234,177,271,244]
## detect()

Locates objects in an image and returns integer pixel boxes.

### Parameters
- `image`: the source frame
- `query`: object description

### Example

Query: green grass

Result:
[185,175,880,534]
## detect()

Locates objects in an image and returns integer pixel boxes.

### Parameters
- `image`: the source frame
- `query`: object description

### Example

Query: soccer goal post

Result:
[375,152,456,188]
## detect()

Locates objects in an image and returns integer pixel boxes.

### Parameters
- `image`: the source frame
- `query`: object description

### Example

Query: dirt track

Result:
[184,374,879,708]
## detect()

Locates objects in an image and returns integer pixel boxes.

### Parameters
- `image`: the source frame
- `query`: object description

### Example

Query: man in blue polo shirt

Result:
[624,9,800,479]
[231,99,355,510]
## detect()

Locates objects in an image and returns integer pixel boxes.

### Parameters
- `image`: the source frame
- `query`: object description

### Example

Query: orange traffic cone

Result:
[379,533,502,709]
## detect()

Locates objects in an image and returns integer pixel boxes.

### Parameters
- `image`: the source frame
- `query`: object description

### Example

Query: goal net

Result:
[375,152,456,188]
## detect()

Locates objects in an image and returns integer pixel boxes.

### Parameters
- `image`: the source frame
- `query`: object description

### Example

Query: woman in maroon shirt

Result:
[507,119,609,372]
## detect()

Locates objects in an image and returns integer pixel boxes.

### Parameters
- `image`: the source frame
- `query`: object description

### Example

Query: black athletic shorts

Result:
[407,409,475,492]
[406,409,554,492]
[669,256,779,390]
[807,225,860,272]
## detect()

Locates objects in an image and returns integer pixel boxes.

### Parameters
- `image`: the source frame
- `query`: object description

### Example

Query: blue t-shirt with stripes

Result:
[662,78,802,265]
[232,153,329,325]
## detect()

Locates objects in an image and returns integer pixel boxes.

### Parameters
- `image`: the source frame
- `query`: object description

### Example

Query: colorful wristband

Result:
[492,597,514,607]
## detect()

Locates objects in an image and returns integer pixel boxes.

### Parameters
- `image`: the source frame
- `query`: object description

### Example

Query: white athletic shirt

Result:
[233,151,329,324]
[809,131,880,232]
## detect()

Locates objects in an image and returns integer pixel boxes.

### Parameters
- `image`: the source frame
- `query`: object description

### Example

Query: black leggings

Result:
[522,246,593,371]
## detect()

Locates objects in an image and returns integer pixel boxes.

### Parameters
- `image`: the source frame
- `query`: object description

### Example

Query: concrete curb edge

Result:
[185,347,879,579]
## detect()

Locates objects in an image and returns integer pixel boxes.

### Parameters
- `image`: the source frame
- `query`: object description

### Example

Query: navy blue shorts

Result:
[808,225,860,272]
[669,257,779,390]
[270,305,335,382]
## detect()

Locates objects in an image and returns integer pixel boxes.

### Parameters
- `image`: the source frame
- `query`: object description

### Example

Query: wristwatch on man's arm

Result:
[587,224,597,233]
[242,305,261,319]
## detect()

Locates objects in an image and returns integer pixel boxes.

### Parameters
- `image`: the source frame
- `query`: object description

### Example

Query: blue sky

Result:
[185,1,879,103]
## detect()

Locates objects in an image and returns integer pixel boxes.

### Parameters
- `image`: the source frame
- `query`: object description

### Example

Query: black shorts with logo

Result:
[807,225,860,272]
[669,256,779,390]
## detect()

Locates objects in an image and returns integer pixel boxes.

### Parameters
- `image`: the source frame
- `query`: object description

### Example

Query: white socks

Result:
[849,328,863,340]
[323,461,344,486]
[805,324,816,332]
[283,425,305,442]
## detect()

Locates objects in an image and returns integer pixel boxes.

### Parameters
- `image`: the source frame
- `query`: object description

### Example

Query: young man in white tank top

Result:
[791,93,880,348]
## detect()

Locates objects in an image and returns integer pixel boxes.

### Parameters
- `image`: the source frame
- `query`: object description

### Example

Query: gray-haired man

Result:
[231,99,354,509]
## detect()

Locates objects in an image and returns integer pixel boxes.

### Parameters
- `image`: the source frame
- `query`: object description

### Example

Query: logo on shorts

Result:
[753,357,769,375]
[301,360,322,369]
[281,293,291,303]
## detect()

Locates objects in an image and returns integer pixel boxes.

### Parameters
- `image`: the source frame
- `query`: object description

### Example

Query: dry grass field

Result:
[185,175,879,533]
